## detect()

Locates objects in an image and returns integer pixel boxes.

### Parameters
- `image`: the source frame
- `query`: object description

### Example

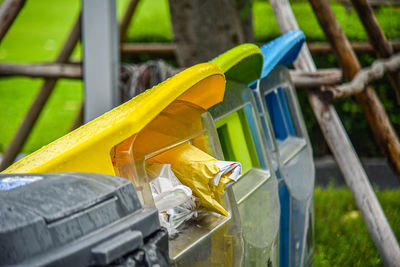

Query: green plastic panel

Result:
[215,109,260,173]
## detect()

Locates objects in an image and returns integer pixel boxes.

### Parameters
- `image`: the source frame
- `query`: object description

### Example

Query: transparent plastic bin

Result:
[249,30,315,267]
[232,168,280,267]
[111,101,243,266]
[253,64,315,267]
[3,63,244,266]
[209,77,280,267]
[258,65,315,266]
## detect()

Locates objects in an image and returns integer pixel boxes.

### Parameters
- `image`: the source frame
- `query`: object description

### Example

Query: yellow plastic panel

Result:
[4,63,225,175]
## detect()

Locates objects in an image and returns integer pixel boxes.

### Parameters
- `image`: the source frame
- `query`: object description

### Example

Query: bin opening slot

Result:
[265,86,297,142]
[110,101,212,203]
[146,142,241,217]
[109,99,241,263]
[144,143,238,262]
[215,108,260,173]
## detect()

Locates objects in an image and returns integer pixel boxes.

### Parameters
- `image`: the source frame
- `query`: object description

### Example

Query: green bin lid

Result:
[211,43,263,84]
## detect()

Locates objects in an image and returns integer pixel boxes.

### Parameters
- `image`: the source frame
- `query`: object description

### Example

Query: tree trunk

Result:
[169,0,251,66]
[234,0,254,42]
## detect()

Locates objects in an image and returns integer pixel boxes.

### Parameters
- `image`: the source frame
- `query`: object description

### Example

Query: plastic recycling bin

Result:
[210,44,281,267]
[0,172,169,267]
[250,30,315,267]
[3,63,243,266]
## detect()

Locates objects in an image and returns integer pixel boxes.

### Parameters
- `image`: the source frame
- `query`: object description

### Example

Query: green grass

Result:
[127,0,172,42]
[314,186,400,266]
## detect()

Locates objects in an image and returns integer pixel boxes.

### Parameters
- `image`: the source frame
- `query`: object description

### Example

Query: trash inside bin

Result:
[147,163,199,236]
[211,44,281,266]
[148,143,242,217]
[0,172,169,267]
[111,75,244,265]
[3,63,244,266]
[110,97,243,266]
[250,30,315,267]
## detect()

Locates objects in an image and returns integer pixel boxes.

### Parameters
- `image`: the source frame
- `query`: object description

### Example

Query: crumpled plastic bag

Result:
[146,164,198,235]
[148,143,242,216]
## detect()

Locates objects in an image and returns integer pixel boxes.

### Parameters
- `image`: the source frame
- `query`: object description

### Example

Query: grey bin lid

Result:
[0,173,161,266]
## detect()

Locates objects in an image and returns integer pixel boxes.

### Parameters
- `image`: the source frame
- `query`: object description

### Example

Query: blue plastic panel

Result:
[250,31,315,267]
[265,88,297,142]
[250,30,305,88]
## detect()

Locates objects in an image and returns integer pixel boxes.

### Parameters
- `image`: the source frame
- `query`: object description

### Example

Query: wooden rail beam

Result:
[0,60,343,88]
[118,41,400,57]
[291,68,342,88]
[120,43,177,56]
[308,41,400,56]
[2,55,397,97]
[0,62,82,79]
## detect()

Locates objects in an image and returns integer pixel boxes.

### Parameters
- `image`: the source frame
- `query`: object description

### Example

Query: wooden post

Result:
[0,0,26,41]
[309,0,400,180]
[0,15,81,171]
[70,0,140,131]
[270,0,400,265]
[350,0,400,100]
[119,0,139,43]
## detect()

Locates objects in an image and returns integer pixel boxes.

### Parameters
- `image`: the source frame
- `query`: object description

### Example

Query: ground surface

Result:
[314,186,400,266]
[1,1,400,266]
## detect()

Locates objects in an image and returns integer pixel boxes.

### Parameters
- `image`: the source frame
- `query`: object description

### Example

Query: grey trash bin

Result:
[0,172,169,267]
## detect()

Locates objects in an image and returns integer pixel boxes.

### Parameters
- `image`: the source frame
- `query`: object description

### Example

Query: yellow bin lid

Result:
[4,63,226,175]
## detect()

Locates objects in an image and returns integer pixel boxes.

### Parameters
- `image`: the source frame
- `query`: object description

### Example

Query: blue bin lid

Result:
[250,30,305,87]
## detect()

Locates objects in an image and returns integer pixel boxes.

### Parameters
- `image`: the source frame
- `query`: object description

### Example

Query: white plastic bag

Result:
[213,160,242,186]
[146,164,198,235]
